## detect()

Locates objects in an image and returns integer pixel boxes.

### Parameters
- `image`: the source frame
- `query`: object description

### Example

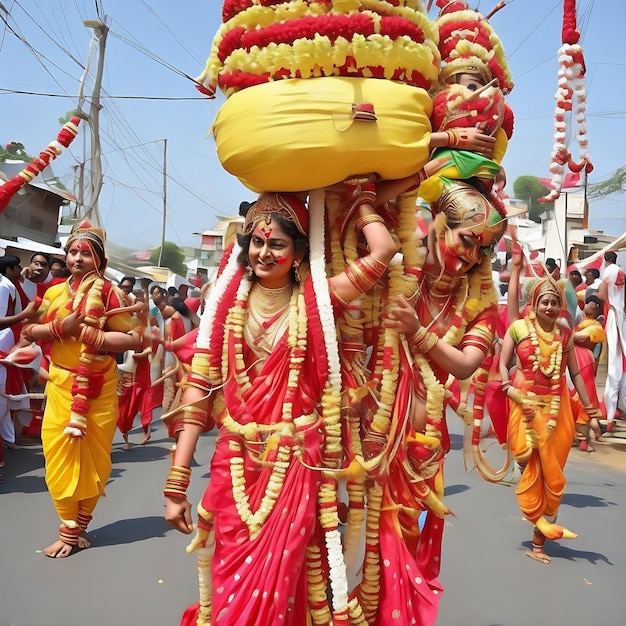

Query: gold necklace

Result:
[249,282,293,317]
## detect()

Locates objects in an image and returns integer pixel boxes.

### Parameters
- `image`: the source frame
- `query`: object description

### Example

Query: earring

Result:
[245,264,254,280]
[293,260,301,284]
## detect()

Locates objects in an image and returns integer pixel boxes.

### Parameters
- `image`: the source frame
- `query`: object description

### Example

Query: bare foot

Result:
[122,442,131,451]
[77,531,91,549]
[140,432,151,445]
[526,546,551,564]
[43,539,74,558]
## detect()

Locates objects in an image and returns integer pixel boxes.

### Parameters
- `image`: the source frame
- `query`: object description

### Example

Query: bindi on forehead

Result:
[259,216,272,239]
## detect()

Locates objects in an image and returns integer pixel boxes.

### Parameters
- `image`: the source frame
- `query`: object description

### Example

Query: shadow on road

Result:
[89,515,173,546]
[521,540,613,566]
[444,483,471,496]
[0,473,47,494]
[561,492,615,509]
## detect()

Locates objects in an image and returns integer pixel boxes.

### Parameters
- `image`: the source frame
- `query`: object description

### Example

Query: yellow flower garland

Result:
[65,273,107,437]
[526,311,563,421]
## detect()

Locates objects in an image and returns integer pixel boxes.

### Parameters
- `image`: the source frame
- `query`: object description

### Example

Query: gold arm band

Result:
[355,214,385,232]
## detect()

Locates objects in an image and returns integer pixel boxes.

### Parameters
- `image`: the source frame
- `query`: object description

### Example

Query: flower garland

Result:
[308,189,342,464]
[196,240,241,351]
[194,241,242,387]
[525,311,563,421]
[0,117,81,213]
[307,188,350,618]
[196,1,438,96]
[64,273,107,437]
[540,0,592,202]
[222,276,305,538]
[220,33,437,92]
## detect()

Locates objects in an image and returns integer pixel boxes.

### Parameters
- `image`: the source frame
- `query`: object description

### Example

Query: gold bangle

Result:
[355,214,385,232]
[79,325,106,350]
[163,465,192,498]
[408,326,438,353]
[344,256,388,294]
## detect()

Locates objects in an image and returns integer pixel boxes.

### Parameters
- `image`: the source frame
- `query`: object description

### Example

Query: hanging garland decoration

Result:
[0,116,81,213]
[540,0,593,202]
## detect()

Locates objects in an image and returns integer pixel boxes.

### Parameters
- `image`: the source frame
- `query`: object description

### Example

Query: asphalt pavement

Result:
[1,412,625,626]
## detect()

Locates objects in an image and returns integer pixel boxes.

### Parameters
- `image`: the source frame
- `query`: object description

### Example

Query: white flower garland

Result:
[307,188,349,615]
[196,241,242,350]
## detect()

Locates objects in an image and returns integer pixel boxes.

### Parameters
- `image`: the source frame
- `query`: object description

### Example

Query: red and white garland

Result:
[540,0,592,202]
[0,117,81,213]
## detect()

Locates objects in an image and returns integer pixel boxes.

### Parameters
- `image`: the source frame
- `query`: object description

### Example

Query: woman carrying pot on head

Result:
[163,189,397,625]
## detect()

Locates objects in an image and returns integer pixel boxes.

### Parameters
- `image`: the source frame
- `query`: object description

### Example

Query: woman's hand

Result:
[21,299,42,321]
[61,311,85,339]
[165,494,194,534]
[511,243,523,271]
[384,296,421,336]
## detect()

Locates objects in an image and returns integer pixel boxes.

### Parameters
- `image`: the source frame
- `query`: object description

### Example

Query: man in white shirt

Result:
[599,251,626,426]
[0,256,22,447]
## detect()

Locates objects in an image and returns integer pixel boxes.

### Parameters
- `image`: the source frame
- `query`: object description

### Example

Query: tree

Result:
[150,241,187,276]
[512,176,554,223]
[58,110,81,126]
[0,141,34,162]
[587,165,626,200]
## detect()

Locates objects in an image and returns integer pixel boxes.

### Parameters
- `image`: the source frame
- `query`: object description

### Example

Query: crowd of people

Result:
[0,234,201,492]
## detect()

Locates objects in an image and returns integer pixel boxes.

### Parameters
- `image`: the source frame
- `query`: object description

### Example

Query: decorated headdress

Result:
[65,221,107,272]
[431,82,513,140]
[531,276,564,308]
[434,0,514,95]
[433,181,506,250]
[242,193,309,237]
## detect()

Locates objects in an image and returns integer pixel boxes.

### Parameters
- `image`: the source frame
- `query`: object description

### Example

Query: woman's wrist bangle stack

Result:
[79,325,106,350]
[48,318,65,341]
[408,326,438,353]
[163,465,191,498]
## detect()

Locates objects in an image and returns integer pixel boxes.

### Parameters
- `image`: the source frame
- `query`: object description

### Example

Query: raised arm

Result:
[328,184,398,305]
[507,244,524,325]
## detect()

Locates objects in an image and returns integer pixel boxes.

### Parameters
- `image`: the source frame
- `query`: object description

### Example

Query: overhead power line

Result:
[0,87,207,100]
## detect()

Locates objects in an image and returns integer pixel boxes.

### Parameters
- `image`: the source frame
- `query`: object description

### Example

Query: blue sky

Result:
[0,0,624,251]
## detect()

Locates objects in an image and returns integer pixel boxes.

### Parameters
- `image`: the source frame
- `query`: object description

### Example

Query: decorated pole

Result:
[0,116,82,213]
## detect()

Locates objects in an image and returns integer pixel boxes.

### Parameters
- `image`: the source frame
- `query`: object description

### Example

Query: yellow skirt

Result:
[41,360,119,502]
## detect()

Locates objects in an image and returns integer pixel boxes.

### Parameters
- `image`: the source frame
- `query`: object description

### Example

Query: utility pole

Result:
[77,18,108,228]
[158,138,167,267]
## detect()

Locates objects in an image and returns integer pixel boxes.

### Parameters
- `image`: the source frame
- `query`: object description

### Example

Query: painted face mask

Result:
[432,181,507,274]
